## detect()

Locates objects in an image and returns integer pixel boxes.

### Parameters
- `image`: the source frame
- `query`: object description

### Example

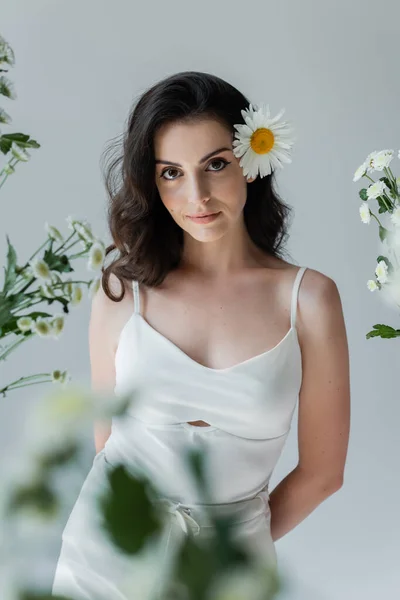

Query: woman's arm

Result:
[269,271,350,542]
[88,275,123,454]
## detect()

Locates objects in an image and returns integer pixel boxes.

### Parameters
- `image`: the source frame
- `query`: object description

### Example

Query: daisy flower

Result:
[366,180,386,200]
[87,241,105,271]
[50,315,65,338]
[70,284,83,306]
[31,317,53,338]
[353,162,367,182]
[367,280,378,291]
[232,103,295,179]
[370,149,394,171]
[28,258,52,282]
[88,277,101,299]
[375,260,388,284]
[359,202,371,224]
[16,316,33,333]
[45,222,64,243]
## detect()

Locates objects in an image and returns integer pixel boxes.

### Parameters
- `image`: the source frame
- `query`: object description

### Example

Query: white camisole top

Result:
[105,266,307,505]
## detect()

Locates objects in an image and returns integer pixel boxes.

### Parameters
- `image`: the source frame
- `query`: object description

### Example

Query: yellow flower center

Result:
[250,128,275,154]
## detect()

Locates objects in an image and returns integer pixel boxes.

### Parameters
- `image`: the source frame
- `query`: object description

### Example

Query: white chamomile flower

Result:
[10,141,30,162]
[31,317,53,338]
[390,206,400,227]
[232,103,295,179]
[370,149,394,171]
[367,280,378,291]
[70,284,83,306]
[29,258,52,282]
[367,180,386,200]
[375,260,388,284]
[87,241,105,271]
[51,369,71,384]
[45,222,64,243]
[3,162,15,175]
[50,315,65,338]
[359,202,371,224]
[365,151,378,173]
[353,162,367,182]
[88,277,101,299]
[63,277,74,298]
[39,282,55,299]
[16,316,33,332]
[75,222,95,244]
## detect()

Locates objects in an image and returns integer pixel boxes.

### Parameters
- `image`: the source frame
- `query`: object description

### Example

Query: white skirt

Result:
[52,448,277,600]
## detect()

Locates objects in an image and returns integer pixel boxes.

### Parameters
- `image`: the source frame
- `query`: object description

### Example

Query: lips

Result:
[186,212,218,217]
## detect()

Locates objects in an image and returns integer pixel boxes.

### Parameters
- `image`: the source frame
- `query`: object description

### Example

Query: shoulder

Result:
[296,267,346,348]
[90,273,135,352]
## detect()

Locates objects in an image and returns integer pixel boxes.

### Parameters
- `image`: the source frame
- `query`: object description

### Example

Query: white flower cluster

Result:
[353,150,400,305]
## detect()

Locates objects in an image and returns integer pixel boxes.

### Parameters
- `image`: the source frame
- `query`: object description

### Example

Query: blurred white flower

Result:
[390,206,400,227]
[70,284,83,306]
[353,162,367,182]
[75,222,95,244]
[88,277,101,299]
[29,258,52,282]
[39,282,55,299]
[16,316,33,333]
[31,317,53,338]
[359,202,371,224]
[51,369,71,384]
[3,162,15,175]
[375,260,388,284]
[62,277,74,298]
[50,315,65,339]
[369,149,394,171]
[44,222,63,243]
[87,241,105,271]
[367,280,378,291]
[367,180,386,200]
[10,141,30,162]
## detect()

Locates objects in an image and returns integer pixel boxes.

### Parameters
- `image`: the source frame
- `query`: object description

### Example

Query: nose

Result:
[185,173,210,205]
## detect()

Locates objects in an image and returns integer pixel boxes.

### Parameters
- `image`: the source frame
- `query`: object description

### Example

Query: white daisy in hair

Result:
[232,102,295,180]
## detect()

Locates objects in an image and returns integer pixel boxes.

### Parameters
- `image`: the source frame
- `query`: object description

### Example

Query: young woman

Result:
[52,71,350,599]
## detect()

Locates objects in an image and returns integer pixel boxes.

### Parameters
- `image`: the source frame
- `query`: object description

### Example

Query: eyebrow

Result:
[155,146,232,167]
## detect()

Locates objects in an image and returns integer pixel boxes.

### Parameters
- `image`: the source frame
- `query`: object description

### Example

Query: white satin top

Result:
[105,266,307,505]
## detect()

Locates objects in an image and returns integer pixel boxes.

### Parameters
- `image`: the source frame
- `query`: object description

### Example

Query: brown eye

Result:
[208,159,230,171]
[160,168,180,181]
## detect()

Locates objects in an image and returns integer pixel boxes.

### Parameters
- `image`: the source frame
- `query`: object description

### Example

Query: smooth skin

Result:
[90,118,350,541]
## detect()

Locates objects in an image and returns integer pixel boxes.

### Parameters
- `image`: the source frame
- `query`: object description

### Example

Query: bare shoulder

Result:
[90,272,134,354]
[295,266,347,351]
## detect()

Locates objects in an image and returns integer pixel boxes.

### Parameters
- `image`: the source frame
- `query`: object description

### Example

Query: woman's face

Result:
[154,118,254,242]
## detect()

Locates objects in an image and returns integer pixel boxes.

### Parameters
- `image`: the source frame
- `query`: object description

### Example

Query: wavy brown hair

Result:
[100,71,294,302]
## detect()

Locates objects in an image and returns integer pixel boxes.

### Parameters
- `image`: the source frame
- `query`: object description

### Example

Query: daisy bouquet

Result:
[354,149,400,339]
[0,217,105,396]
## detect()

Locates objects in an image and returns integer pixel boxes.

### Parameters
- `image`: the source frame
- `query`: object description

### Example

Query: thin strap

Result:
[290,267,307,329]
[132,280,141,315]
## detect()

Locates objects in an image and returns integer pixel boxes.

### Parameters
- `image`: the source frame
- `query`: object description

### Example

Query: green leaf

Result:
[99,465,161,555]
[366,324,400,339]
[379,226,389,242]
[359,188,368,201]
[43,248,73,274]
[0,132,40,155]
[1,234,18,295]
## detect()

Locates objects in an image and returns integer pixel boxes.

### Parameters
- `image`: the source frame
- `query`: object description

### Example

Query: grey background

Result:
[1,1,399,598]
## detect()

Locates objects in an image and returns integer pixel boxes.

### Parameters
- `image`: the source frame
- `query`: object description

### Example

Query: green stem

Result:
[0,376,53,397]
[0,335,28,360]
[370,212,383,227]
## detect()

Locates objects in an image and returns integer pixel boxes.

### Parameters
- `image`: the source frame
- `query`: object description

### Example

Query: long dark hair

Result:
[100,71,294,302]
